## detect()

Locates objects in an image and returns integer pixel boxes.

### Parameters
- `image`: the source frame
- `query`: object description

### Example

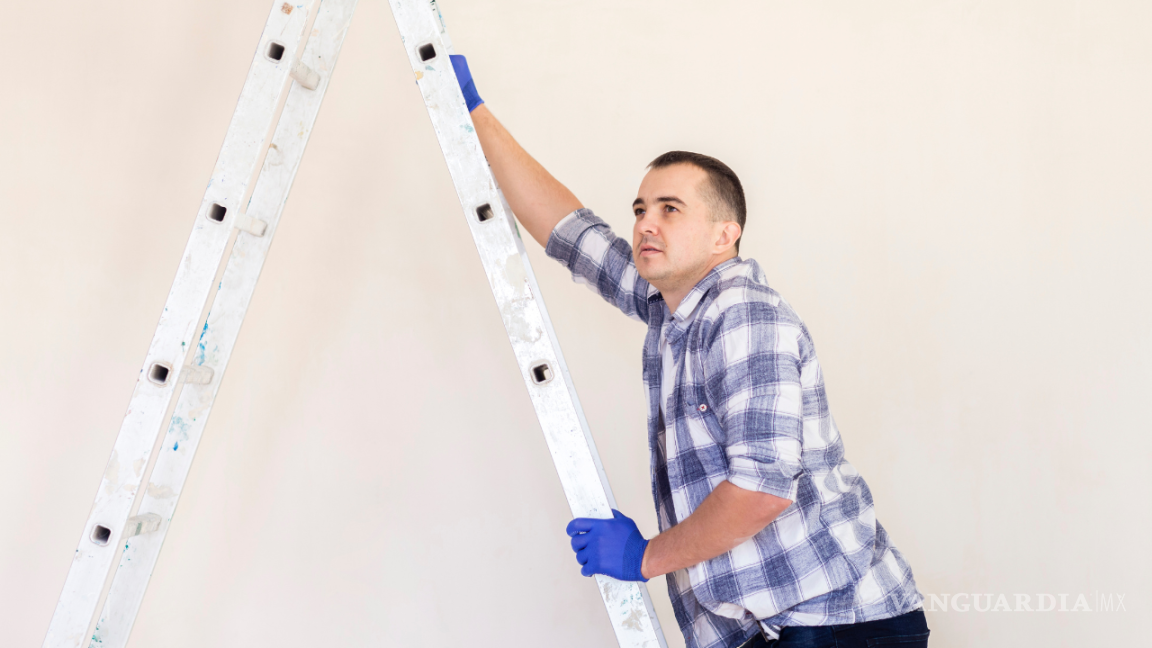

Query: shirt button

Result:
[698,404,708,412]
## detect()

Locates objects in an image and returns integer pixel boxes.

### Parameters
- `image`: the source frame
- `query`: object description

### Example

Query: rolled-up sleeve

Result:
[705,300,804,501]
[545,208,651,322]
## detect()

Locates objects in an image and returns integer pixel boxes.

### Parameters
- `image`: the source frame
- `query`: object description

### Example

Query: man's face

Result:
[632,163,732,290]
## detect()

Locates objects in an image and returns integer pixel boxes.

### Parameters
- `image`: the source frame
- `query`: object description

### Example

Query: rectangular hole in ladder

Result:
[91,525,111,546]
[531,363,553,385]
[476,203,494,223]
[266,41,286,61]
[418,43,437,61]
[208,203,227,222]
[148,363,170,385]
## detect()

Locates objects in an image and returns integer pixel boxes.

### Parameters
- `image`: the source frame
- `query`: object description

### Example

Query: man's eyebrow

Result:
[633,196,686,208]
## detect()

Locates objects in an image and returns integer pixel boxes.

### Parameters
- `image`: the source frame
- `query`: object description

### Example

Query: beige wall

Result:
[2,1,1149,646]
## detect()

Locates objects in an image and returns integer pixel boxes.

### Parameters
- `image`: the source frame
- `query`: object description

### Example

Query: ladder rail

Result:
[85,2,360,646]
[386,2,669,646]
[44,2,329,646]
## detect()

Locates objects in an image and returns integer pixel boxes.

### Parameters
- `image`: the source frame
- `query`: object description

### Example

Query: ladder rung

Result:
[181,366,214,385]
[235,213,268,237]
[124,514,162,538]
[290,59,321,90]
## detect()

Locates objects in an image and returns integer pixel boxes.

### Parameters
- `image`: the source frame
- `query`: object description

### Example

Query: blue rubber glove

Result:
[566,509,649,582]
[449,54,484,112]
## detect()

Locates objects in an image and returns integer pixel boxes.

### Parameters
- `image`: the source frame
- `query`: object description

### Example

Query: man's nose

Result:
[636,212,659,236]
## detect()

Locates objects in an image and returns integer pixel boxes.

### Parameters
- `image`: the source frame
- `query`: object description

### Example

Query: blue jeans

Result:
[739,608,930,648]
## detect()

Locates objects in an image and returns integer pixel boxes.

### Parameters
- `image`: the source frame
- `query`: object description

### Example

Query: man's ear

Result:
[713,221,742,253]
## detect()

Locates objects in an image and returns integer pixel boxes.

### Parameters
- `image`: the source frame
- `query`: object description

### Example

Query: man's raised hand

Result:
[449,54,484,112]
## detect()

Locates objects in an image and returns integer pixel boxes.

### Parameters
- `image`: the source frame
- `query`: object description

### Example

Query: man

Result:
[449,55,929,648]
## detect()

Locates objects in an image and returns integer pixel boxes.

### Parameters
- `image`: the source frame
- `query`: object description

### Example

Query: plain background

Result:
[2,0,1149,646]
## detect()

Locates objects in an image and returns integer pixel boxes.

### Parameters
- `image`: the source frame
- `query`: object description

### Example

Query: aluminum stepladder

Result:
[44,1,668,647]
[387,2,667,647]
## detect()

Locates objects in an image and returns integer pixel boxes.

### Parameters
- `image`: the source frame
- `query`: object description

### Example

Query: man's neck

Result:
[656,253,737,314]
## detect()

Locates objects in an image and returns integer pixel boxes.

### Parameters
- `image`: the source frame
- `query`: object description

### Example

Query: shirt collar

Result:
[647,256,743,323]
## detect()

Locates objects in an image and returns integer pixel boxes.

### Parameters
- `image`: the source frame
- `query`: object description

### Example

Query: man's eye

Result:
[634,209,644,217]
[665,205,678,213]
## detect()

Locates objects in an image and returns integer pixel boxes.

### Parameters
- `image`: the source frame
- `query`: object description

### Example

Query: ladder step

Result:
[181,365,214,385]
[290,59,321,90]
[235,212,268,237]
[124,514,162,538]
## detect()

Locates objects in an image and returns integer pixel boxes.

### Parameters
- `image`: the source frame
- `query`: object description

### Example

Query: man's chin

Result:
[636,264,669,284]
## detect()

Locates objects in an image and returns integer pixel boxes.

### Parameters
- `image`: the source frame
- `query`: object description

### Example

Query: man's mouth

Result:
[638,244,663,257]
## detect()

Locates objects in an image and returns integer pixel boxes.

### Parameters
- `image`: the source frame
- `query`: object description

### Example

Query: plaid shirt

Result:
[546,210,924,648]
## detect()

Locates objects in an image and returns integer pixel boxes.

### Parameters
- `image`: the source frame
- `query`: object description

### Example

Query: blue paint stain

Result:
[464,124,474,133]
[169,416,191,443]
[173,441,179,451]
[197,320,209,365]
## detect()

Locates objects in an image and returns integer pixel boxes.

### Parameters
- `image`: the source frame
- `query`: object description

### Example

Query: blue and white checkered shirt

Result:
[546,209,924,648]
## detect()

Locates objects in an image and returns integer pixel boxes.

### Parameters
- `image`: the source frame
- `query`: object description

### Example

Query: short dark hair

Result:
[648,150,746,252]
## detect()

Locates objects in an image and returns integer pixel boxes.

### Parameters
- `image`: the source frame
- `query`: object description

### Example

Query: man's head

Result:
[632,151,746,296]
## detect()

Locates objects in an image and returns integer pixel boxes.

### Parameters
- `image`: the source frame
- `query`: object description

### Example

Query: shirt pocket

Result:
[686,386,727,447]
